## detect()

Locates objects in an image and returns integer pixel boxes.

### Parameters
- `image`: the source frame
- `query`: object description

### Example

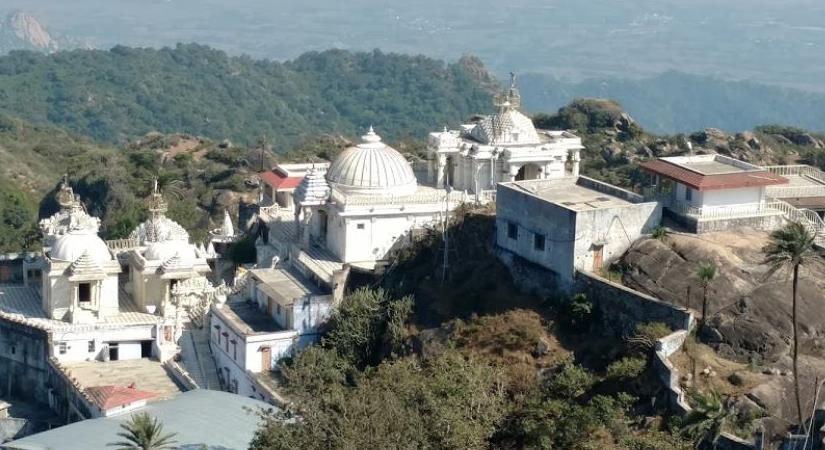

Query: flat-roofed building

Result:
[496,176,662,288]
[640,154,791,233]
[210,267,332,403]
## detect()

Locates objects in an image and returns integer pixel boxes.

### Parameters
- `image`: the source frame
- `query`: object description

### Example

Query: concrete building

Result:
[210,267,332,403]
[640,154,790,233]
[427,75,583,200]
[496,176,662,287]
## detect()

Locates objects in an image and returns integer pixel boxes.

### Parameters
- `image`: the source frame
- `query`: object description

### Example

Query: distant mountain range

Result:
[518,71,825,135]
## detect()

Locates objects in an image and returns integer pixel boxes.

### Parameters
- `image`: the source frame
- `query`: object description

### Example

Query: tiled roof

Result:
[84,385,156,410]
[260,170,303,190]
[640,159,788,191]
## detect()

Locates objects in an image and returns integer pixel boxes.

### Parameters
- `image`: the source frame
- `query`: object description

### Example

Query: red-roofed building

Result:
[640,154,790,232]
[84,385,157,417]
[260,162,330,208]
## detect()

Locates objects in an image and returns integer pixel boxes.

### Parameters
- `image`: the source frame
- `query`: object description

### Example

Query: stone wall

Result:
[0,319,50,403]
[575,271,694,335]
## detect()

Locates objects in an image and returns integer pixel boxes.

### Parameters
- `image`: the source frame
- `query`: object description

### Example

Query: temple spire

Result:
[148,178,168,219]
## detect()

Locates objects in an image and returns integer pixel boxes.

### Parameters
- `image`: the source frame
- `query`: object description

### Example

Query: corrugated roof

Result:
[4,390,274,450]
[640,159,788,191]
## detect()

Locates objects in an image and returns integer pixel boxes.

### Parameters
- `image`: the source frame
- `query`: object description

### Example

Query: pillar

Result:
[508,164,520,182]
[571,151,581,178]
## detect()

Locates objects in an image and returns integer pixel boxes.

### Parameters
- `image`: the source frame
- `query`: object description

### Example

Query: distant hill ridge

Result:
[0,44,496,147]
[519,71,825,135]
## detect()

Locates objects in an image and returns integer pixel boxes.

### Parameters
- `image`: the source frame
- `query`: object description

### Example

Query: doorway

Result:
[592,245,604,273]
[261,347,271,372]
[78,283,92,306]
[140,341,153,359]
[515,164,541,181]
[108,343,119,361]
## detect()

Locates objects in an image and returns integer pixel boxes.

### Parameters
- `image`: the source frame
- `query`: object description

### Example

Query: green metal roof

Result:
[4,390,276,450]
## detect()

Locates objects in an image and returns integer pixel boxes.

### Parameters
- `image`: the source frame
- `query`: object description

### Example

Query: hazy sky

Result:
[6,0,825,91]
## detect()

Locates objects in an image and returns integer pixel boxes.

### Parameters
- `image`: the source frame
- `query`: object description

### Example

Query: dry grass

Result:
[673,337,768,397]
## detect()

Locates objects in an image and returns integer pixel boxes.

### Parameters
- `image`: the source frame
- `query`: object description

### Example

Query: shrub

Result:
[560,293,594,331]
[606,356,647,380]
[546,362,595,399]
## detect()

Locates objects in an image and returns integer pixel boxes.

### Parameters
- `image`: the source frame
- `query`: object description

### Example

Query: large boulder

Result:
[619,231,825,364]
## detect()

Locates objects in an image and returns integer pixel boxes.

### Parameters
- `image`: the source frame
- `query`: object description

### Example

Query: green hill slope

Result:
[0,45,495,146]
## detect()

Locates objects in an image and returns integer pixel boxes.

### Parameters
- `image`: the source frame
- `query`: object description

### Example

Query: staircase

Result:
[179,327,221,390]
[768,197,825,248]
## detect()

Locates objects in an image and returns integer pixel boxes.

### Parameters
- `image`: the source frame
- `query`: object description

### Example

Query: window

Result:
[88,341,95,353]
[58,342,67,355]
[231,340,237,360]
[357,223,365,230]
[276,304,281,315]
[78,283,91,305]
[9,345,15,355]
[507,222,518,240]
[685,187,693,201]
[223,333,229,352]
[534,233,546,251]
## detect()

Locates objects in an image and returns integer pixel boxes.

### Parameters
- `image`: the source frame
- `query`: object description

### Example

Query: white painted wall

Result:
[572,203,662,273]
[328,212,439,264]
[52,325,156,362]
[698,186,763,207]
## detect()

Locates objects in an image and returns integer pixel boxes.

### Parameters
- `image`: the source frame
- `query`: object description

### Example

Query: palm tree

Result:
[681,390,733,449]
[763,221,817,430]
[108,412,178,450]
[695,262,718,329]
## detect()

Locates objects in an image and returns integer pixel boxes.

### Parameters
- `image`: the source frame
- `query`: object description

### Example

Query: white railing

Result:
[767,196,825,247]
[106,238,140,251]
[667,201,780,220]
[764,165,825,181]
[766,185,825,198]
[476,189,496,204]
[329,189,467,207]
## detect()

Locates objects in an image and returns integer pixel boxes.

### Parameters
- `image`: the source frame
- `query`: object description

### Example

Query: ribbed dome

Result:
[51,229,112,264]
[144,240,197,264]
[326,128,417,196]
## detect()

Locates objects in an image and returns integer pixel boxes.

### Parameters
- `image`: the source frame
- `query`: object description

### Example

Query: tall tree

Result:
[681,390,734,449]
[763,221,817,429]
[695,262,718,329]
[107,413,178,450]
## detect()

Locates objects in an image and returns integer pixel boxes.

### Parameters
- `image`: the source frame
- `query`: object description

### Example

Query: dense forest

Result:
[0,45,496,146]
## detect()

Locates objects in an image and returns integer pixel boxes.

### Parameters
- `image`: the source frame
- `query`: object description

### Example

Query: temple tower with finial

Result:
[427,71,584,198]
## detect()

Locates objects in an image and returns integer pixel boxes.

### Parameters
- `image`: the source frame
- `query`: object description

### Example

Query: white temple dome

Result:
[326,128,417,196]
[130,216,190,245]
[144,240,197,264]
[51,229,112,264]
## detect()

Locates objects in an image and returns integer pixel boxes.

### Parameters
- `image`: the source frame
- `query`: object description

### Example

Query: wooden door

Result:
[261,347,271,371]
[592,245,604,273]
[267,298,275,317]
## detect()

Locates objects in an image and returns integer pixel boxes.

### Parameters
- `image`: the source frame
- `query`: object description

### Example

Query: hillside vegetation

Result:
[0,45,494,146]
[0,114,269,252]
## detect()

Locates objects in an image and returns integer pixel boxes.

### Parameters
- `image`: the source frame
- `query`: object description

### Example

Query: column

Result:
[436,155,447,188]
[571,151,581,177]
[508,164,520,182]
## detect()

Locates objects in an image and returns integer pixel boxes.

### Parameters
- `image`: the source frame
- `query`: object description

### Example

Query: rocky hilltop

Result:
[0,11,58,53]
[618,231,825,423]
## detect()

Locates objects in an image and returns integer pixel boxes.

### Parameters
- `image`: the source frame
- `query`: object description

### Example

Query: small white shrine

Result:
[427,75,584,197]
